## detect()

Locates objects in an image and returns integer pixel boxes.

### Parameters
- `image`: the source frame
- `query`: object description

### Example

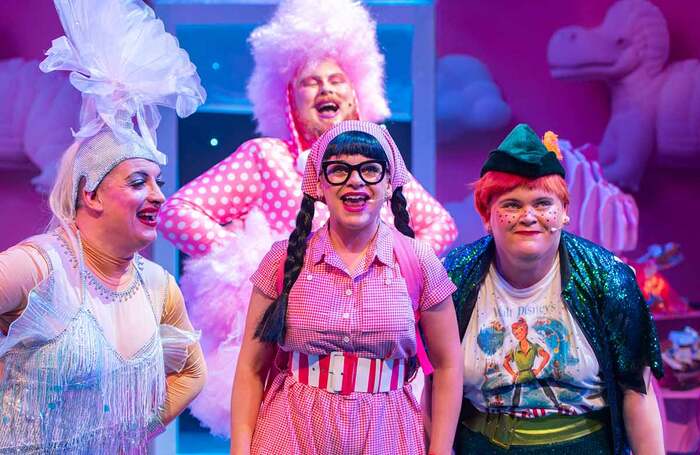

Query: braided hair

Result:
[254,130,413,342]
[254,193,315,343]
[390,186,413,238]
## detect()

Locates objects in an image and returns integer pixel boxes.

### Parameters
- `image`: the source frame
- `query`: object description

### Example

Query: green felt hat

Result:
[480,123,565,178]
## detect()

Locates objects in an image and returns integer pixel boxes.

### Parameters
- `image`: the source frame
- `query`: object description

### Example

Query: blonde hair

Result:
[48,139,83,228]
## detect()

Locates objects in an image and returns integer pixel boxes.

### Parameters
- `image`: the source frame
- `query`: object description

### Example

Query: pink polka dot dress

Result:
[157,137,458,435]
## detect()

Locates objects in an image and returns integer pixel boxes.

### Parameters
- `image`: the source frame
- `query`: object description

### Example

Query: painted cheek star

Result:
[539,207,560,231]
[495,209,519,229]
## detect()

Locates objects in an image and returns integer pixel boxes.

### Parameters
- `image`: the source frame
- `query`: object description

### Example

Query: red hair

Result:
[511,317,528,332]
[474,171,569,220]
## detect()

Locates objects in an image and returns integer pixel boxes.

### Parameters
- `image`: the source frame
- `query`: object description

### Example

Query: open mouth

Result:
[136,208,159,227]
[340,193,369,212]
[315,100,340,119]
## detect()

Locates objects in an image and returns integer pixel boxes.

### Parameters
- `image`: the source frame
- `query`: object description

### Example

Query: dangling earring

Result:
[563,215,570,225]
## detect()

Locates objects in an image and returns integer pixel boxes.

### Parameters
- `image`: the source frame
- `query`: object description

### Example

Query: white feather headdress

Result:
[40,0,206,202]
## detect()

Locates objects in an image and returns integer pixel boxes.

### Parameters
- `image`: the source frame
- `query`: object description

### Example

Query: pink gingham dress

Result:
[249,222,456,455]
[155,136,458,435]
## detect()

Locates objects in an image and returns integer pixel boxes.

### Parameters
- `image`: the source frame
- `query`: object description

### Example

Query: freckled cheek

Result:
[494,209,519,228]
[539,208,560,228]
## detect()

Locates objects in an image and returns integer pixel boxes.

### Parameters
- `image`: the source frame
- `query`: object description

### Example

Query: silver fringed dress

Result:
[0,230,197,453]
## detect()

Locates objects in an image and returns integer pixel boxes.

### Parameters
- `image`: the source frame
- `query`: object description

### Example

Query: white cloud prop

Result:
[0,58,80,193]
[437,54,511,144]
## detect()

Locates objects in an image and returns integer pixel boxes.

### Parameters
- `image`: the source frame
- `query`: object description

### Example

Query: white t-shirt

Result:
[462,255,606,418]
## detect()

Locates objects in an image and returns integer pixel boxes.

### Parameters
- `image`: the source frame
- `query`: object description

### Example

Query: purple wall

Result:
[436,0,700,302]
[0,0,60,246]
[0,169,52,246]
[0,0,62,60]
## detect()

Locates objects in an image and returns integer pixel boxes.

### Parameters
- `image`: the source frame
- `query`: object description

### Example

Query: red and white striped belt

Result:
[288,351,407,395]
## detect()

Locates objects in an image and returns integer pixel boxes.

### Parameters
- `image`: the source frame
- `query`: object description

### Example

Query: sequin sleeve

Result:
[602,257,663,392]
[401,177,458,256]
[158,139,280,257]
[158,274,207,425]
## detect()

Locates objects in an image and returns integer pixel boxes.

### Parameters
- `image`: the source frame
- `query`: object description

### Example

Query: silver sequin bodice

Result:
[0,232,166,454]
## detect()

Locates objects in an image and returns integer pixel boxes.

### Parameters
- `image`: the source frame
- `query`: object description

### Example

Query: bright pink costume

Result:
[158,135,457,435]
[247,221,455,454]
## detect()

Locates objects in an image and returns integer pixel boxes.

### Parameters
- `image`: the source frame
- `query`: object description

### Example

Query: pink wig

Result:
[247,0,390,140]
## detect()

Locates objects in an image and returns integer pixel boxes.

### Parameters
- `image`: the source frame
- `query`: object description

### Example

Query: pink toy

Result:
[548,0,700,191]
[560,141,638,253]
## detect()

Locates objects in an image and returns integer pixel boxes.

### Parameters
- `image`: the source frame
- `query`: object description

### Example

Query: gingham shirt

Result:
[249,221,456,454]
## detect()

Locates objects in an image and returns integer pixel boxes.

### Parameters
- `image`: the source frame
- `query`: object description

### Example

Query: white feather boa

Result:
[180,208,284,437]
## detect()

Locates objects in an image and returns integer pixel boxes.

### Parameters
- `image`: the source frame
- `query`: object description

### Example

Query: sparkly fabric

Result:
[444,231,663,455]
[0,232,191,454]
[72,129,164,210]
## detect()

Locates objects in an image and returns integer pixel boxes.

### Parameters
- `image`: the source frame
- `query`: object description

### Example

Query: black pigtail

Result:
[255,194,316,343]
[390,186,414,238]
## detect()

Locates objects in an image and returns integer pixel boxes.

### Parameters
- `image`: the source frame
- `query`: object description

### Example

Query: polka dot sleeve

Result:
[159,139,272,256]
[401,177,458,257]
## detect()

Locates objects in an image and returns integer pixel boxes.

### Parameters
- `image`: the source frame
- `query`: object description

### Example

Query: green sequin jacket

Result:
[444,231,663,455]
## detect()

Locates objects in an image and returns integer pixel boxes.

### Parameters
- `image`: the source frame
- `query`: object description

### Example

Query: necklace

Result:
[55,229,145,303]
[82,255,144,303]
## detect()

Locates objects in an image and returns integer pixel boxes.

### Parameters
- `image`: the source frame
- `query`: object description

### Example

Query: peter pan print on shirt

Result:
[462,255,606,418]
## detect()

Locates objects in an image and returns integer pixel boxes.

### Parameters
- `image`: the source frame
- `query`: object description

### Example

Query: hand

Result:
[145,412,166,441]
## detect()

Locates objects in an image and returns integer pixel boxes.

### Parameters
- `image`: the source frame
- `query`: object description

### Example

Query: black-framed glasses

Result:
[321,160,387,186]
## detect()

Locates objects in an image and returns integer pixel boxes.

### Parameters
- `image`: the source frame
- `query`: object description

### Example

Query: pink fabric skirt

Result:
[251,372,424,455]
